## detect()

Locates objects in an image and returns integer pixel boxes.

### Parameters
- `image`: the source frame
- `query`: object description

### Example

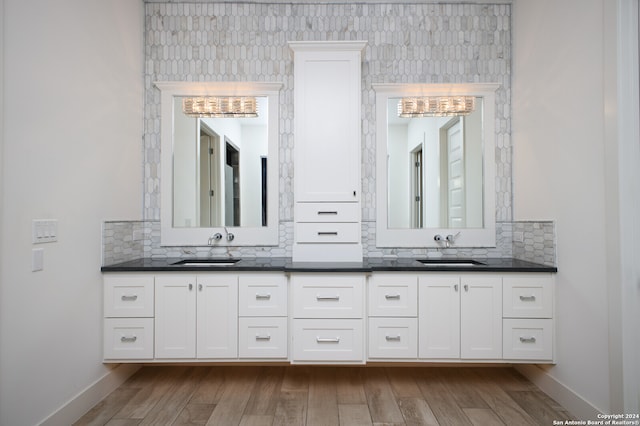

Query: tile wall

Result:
[102,1,555,267]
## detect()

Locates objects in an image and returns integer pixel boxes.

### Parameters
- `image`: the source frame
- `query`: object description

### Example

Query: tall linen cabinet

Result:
[290,41,366,262]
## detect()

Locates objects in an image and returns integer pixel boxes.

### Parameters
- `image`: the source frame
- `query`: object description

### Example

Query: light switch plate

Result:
[32,248,44,271]
[32,219,58,244]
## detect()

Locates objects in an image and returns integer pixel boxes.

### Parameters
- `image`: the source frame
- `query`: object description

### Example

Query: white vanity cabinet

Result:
[367,273,418,359]
[155,274,238,359]
[502,274,554,361]
[291,273,366,363]
[418,274,503,359]
[238,273,288,359]
[103,274,155,360]
[290,41,366,262]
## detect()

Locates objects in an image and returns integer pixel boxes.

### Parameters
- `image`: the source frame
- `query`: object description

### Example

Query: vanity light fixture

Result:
[398,96,475,117]
[182,96,258,118]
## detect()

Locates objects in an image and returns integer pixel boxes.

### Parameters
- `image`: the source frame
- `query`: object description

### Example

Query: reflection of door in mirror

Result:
[199,124,221,227]
[225,139,240,227]
[440,117,465,228]
[411,147,423,228]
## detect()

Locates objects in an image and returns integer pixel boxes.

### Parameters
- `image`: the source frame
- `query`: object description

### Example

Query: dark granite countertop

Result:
[101,257,556,273]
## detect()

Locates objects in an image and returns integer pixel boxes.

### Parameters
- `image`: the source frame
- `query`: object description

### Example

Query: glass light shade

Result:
[398,96,475,117]
[182,96,258,118]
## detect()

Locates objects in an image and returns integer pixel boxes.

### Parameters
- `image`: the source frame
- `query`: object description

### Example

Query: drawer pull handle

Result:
[120,336,137,343]
[385,335,401,341]
[317,211,338,215]
[454,284,459,292]
[255,334,271,341]
[316,295,340,301]
[463,284,469,292]
[316,337,340,343]
[519,336,536,343]
[121,295,138,301]
[385,294,401,300]
[519,295,536,301]
[317,231,338,236]
[255,293,272,300]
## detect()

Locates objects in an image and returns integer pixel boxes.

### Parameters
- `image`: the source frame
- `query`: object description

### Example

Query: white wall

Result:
[512,0,613,415]
[0,0,144,424]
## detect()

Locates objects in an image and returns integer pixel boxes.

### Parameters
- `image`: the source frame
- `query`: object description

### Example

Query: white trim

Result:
[39,364,141,426]
[514,365,602,420]
[155,81,283,247]
[373,83,499,248]
[145,0,513,4]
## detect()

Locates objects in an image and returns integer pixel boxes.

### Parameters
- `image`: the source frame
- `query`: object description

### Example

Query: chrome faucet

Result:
[207,233,223,245]
[445,232,461,248]
[224,227,234,242]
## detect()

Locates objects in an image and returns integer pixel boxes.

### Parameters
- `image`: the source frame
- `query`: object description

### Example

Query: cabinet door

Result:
[155,275,196,359]
[196,274,238,358]
[460,276,502,359]
[294,49,361,202]
[418,275,460,358]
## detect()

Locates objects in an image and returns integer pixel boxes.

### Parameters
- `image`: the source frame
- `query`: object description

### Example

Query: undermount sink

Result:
[416,259,485,267]
[171,258,241,267]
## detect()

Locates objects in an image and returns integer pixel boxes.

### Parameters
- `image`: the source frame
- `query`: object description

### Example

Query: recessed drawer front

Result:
[239,317,288,358]
[292,319,364,362]
[368,317,417,359]
[239,274,287,317]
[368,274,417,317]
[503,275,553,318]
[104,318,154,360]
[104,275,154,318]
[296,202,359,223]
[292,274,364,318]
[503,318,553,360]
[295,223,360,243]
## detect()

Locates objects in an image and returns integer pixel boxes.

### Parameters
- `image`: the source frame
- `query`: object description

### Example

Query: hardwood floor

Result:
[74,366,574,426]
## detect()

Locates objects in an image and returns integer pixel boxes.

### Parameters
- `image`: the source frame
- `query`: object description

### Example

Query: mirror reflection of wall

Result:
[387,97,484,229]
[172,96,269,228]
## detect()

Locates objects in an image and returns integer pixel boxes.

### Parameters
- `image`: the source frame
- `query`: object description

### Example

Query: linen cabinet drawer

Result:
[292,274,364,318]
[104,275,154,318]
[239,317,288,359]
[503,275,553,318]
[368,317,417,359]
[292,319,364,362]
[368,274,417,317]
[503,318,553,360]
[296,202,360,223]
[104,318,154,360]
[239,274,287,317]
[295,223,360,243]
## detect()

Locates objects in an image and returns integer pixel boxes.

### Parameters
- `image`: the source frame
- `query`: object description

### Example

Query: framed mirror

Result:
[156,81,282,246]
[373,83,499,248]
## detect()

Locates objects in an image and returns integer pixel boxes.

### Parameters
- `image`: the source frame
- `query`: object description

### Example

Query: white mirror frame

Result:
[373,83,499,248]
[156,81,283,246]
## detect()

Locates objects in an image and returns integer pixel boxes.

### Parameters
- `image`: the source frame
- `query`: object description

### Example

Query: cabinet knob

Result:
[454,284,459,292]
[463,284,469,292]
[199,284,203,291]
[189,283,193,291]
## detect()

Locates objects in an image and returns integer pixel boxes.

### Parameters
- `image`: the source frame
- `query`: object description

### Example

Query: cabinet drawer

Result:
[369,274,417,317]
[296,202,359,223]
[292,319,364,362]
[104,318,154,360]
[239,317,288,359]
[503,275,553,318]
[104,275,154,318]
[503,318,553,360]
[292,274,364,318]
[295,223,360,243]
[239,274,287,317]
[368,317,417,359]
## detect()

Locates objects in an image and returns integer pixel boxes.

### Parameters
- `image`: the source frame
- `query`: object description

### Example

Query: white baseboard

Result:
[39,363,141,426]
[514,364,602,420]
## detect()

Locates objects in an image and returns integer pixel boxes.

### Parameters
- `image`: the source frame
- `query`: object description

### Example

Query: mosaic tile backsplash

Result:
[102,2,555,267]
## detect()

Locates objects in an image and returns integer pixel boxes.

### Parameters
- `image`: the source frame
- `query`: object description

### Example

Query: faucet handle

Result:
[434,234,443,242]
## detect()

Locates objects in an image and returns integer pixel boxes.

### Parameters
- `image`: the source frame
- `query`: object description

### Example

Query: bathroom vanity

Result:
[102,258,556,365]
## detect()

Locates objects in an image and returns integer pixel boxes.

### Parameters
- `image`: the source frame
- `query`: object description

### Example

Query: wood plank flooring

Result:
[74,366,574,426]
